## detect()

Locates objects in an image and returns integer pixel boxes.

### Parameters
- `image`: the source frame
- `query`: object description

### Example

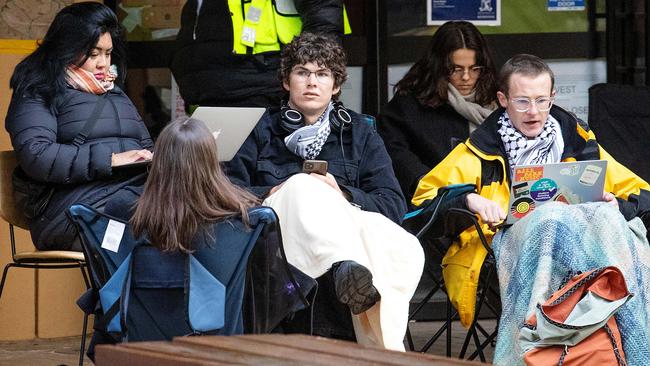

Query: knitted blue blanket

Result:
[492,202,650,365]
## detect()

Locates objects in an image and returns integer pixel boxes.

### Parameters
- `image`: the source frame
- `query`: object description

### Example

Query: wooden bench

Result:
[95,334,485,365]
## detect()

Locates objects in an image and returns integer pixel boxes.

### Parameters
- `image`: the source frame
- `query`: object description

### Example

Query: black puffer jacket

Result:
[5,86,153,249]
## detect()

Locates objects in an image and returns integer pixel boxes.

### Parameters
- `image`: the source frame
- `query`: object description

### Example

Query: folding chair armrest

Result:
[404,183,476,239]
[447,207,494,258]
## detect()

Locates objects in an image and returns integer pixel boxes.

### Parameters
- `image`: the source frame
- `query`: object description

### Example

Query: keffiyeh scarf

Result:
[497,111,564,173]
[65,64,116,95]
[284,102,333,159]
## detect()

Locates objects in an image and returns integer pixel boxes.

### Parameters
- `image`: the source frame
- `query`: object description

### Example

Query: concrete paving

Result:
[0,320,496,365]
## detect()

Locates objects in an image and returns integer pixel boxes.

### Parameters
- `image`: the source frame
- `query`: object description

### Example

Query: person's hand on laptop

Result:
[466,193,506,228]
[111,149,153,167]
[602,191,619,207]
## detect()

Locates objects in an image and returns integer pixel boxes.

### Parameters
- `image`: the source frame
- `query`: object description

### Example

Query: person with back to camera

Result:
[5,2,153,251]
[412,54,650,364]
[379,21,497,199]
[91,117,259,359]
[225,32,424,351]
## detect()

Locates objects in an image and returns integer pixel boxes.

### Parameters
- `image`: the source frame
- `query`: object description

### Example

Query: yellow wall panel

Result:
[0,39,89,340]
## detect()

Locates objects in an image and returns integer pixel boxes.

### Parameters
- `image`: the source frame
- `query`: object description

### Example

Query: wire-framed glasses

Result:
[509,96,555,112]
[449,66,484,78]
[292,67,334,84]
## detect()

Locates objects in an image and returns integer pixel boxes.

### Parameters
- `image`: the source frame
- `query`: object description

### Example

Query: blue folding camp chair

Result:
[403,184,501,362]
[67,203,313,359]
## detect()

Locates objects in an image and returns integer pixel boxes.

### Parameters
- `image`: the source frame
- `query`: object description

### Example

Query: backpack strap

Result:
[72,93,109,147]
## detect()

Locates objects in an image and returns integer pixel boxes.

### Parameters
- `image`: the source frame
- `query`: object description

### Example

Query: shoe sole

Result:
[334,262,381,315]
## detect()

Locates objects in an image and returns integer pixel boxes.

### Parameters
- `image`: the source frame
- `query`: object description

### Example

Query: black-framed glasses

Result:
[291,67,334,84]
[449,66,484,78]
[509,96,555,112]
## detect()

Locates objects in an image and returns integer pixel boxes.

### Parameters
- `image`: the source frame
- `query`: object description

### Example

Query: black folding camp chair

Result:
[403,184,501,362]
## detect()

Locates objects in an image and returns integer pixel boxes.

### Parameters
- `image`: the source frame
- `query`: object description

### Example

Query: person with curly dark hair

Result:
[379,21,498,199]
[226,32,424,351]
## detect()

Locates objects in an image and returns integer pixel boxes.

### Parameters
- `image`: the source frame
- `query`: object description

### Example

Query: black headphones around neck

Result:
[280,100,352,133]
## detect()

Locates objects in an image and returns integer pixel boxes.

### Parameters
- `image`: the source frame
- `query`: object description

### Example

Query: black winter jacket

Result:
[225,109,407,224]
[378,93,470,199]
[5,86,153,249]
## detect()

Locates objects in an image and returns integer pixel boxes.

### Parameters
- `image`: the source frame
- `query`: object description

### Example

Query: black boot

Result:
[331,261,381,315]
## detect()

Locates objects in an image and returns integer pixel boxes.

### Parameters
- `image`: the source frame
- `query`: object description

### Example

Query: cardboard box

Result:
[122,0,184,7]
[142,5,183,29]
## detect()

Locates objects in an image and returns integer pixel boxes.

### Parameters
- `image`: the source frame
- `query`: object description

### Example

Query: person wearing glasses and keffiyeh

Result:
[412,54,650,364]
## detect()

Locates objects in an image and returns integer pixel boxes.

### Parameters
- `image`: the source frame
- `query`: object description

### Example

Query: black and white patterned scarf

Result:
[497,111,564,173]
[284,102,333,159]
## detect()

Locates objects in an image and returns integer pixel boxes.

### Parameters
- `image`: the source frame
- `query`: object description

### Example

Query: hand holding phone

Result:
[302,160,328,175]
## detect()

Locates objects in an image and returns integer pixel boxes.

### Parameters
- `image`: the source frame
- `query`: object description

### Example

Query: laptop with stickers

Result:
[503,160,608,226]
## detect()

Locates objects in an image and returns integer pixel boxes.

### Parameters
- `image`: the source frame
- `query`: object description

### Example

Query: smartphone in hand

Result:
[302,160,328,175]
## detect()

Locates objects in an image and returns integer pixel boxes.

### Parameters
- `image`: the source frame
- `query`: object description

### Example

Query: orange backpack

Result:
[521,266,631,365]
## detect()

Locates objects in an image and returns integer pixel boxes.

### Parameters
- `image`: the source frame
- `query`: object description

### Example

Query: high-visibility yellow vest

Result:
[228,0,351,55]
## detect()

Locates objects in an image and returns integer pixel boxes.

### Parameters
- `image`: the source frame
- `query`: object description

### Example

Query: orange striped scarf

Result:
[65,64,116,95]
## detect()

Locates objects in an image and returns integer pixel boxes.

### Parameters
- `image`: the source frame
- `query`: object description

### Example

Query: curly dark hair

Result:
[394,21,497,108]
[280,32,348,98]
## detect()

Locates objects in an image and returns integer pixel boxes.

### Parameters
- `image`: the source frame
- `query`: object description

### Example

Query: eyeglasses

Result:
[449,66,484,78]
[509,96,555,112]
[292,67,334,84]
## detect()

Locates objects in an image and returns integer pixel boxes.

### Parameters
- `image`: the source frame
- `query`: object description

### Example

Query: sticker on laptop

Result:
[530,178,558,202]
[560,164,580,176]
[512,182,530,198]
[579,164,603,186]
[515,166,544,182]
[511,197,535,219]
[554,187,581,204]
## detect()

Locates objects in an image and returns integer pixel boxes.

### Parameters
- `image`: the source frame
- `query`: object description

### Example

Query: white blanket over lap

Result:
[263,173,424,351]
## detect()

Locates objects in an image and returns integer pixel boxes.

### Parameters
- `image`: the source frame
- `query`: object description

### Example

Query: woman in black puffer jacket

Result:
[5,2,153,250]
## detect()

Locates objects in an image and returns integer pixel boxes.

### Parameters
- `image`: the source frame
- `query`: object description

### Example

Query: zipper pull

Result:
[192,0,203,40]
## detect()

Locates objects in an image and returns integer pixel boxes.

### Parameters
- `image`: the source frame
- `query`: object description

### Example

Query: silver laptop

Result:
[191,106,266,161]
[503,160,608,226]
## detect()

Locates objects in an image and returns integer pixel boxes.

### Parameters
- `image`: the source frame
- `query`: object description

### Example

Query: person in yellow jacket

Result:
[412,54,650,328]
[171,0,350,110]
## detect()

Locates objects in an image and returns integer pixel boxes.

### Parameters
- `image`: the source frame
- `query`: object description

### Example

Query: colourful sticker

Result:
[579,164,603,186]
[512,182,530,198]
[515,166,544,182]
[511,197,535,219]
[530,178,558,201]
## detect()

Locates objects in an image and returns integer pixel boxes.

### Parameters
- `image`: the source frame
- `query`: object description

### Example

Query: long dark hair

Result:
[130,118,259,253]
[394,21,497,108]
[10,2,125,106]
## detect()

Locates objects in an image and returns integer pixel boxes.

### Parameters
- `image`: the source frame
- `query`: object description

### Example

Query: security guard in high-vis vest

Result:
[171,0,350,109]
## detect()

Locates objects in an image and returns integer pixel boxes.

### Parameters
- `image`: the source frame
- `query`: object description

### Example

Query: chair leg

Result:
[0,263,15,299]
[79,264,91,289]
[79,312,89,366]
[446,297,452,357]
[405,325,415,351]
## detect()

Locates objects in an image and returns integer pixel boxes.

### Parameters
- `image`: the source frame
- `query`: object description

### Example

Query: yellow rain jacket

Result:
[412,106,650,328]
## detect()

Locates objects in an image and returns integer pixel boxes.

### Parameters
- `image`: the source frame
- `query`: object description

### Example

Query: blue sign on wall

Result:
[548,0,585,11]
[427,0,500,26]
